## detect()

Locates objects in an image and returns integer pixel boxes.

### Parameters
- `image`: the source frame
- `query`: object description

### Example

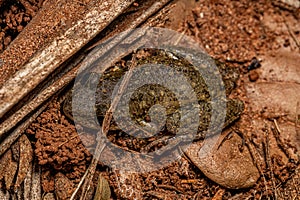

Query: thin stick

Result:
[272,119,298,162]
[68,1,173,197]
[69,163,90,200]
[245,129,269,199]
[23,161,33,200]
[57,133,83,148]
[264,126,278,199]
[174,28,187,45]
[79,54,137,200]
[282,16,300,50]
[233,129,265,176]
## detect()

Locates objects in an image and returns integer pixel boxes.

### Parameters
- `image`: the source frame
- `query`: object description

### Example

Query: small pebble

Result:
[249,70,259,82]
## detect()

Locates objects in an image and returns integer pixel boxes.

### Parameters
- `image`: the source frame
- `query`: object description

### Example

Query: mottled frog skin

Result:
[63,49,244,139]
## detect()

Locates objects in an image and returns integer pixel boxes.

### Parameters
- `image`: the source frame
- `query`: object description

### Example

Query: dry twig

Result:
[272,119,298,163]
[263,126,278,199]
[78,54,137,200]
[282,16,300,50]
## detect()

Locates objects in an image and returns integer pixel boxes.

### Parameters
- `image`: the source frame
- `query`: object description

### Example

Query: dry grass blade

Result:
[0,0,174,166]
[102,55,136,134]
[282,16,300,50]
[79,54,137,200]
[86,0,173,51]
[30,162,41,200]
[23,161,33,200]
[264,126,278,199]
[0,149,12,180]
[273,119,299,162]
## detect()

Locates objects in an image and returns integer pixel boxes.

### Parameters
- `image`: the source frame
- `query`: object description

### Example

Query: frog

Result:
[62,48,244,151]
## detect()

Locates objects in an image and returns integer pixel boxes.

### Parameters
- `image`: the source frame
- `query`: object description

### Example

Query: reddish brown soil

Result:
[0,0,44,53]
[26,101,92,183]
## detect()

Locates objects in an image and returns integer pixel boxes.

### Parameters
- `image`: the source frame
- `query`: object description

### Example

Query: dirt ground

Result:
[0,0,299,199]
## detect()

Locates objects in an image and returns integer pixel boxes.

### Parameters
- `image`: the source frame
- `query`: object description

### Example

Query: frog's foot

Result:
[140,134,193,156]
[223,99,244,128]
[140,135,173,154]
[218,129,245,152]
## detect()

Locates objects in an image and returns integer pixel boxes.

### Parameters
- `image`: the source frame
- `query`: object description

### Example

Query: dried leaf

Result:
[14,134,33,191]
[93,174,111,200]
